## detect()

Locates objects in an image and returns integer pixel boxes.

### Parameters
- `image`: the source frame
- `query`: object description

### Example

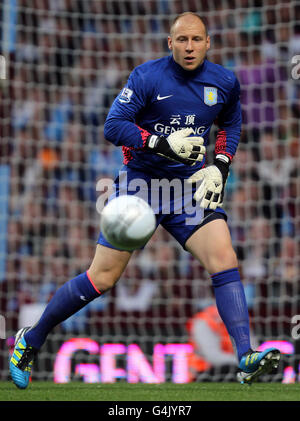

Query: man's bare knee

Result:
[87,245,132,293]
[186,219,239,274]
[90,270,119,292]
[205,247,238,274]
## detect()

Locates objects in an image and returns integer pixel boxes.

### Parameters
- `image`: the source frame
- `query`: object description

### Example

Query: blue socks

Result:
[23,266,250,364]
[211,268,251,361]
[24,271,100,349]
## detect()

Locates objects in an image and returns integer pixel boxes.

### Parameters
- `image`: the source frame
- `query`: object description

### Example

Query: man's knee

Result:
[87,245,131,293]
[185,218,238,274]
[205,247,238,275]
[87,267,119,292]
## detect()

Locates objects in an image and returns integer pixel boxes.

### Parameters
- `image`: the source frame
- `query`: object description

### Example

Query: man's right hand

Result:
[145,128,206,165]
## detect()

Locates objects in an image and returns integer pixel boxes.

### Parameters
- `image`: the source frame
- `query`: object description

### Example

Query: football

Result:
[100,195,156,251]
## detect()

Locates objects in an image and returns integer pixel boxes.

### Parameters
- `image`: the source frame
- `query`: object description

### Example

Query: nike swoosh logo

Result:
[157,94,173,101]
[200,212,212,225]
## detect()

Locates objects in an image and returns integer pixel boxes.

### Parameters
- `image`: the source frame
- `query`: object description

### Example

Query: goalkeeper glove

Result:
[187,154,230,209]
[145,128,206,166]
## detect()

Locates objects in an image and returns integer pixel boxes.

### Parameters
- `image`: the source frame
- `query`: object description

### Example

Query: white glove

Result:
[166,128,206,162]
[187,165,224,209]
[146,128,206,165]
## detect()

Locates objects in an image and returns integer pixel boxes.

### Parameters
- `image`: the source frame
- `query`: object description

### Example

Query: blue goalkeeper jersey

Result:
[104,55,242,179]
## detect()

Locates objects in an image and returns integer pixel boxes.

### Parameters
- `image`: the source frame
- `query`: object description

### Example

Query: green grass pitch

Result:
[0,381,300,401]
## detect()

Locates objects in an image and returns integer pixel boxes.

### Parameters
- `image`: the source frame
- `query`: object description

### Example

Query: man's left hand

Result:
[187,155,230,209]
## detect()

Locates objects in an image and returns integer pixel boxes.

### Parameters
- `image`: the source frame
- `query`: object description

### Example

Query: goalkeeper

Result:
[10,12,280,388]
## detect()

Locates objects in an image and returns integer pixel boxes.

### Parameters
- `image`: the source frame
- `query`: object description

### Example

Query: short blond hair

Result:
[170,12,208,36]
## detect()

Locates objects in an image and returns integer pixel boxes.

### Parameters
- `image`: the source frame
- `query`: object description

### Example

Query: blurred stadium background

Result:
[0,0,299,384]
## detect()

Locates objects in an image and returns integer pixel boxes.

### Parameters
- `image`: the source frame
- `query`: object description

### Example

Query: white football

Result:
[100,195,156,251]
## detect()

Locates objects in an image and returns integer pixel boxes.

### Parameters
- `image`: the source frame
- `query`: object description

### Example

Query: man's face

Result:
[168,15,210,71]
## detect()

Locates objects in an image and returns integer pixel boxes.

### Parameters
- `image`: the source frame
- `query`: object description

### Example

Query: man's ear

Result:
[167,36,172,50]
[206,35,211,51]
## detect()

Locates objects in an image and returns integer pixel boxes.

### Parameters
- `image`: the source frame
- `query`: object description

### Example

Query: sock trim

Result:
[211,267,240,288]
[211,267,239,279]
[86,270,101,295]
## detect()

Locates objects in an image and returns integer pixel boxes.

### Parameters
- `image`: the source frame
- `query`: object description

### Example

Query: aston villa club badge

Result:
[204,86,218,106]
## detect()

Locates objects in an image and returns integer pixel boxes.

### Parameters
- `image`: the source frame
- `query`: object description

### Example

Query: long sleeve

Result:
[214,77,242,162]
[104,67,151,149]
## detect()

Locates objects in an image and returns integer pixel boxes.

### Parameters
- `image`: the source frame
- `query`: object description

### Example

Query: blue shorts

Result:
[97,166,227,251]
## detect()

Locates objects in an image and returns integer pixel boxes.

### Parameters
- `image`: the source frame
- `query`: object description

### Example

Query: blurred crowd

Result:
[0,0,299,364]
